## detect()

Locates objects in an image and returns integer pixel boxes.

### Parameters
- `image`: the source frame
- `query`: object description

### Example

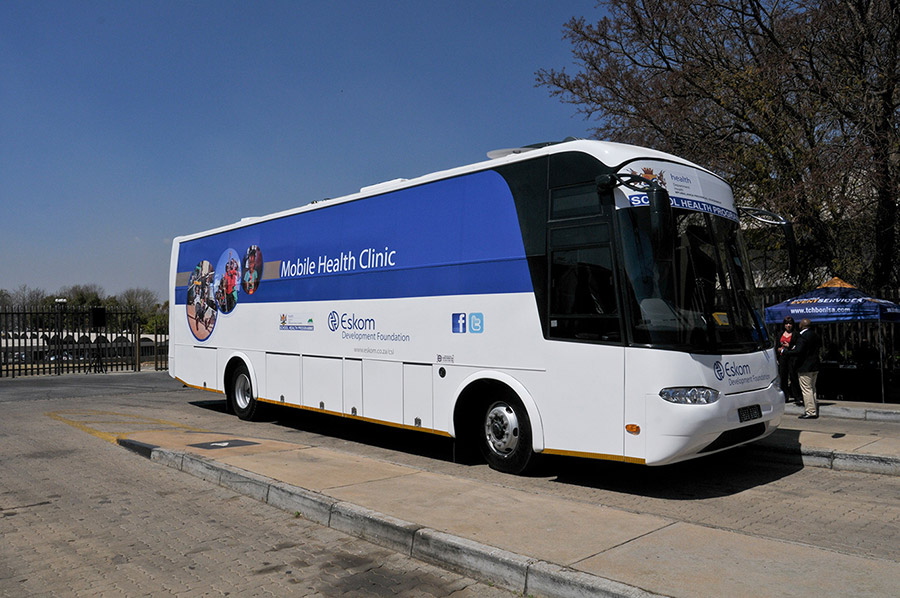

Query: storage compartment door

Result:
[302,356,342,413]
[343,358,362,417]
[266,353,300,406]
[403,364,433,430]
[362,360,402,424]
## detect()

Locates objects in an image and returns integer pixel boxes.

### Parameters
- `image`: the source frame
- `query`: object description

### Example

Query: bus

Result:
[168,138,783,474]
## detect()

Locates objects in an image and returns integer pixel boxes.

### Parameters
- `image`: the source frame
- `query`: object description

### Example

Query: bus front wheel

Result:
[479,397,533,474]
[229,364,260,421]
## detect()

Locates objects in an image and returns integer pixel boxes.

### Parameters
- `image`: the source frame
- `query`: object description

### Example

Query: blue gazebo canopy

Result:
[764,277,900,324]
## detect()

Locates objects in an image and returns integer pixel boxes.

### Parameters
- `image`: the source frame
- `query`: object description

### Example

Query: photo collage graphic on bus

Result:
[186,245,263,341]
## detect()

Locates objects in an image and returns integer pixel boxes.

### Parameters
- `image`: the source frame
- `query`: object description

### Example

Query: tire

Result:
[229,363,260,421]
[478,396,533,474]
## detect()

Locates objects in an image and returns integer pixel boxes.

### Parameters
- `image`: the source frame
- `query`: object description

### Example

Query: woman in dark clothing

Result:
[777,317,800,404]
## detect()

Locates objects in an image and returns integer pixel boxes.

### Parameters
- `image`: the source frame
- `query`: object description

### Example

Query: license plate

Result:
[738,404,762,423]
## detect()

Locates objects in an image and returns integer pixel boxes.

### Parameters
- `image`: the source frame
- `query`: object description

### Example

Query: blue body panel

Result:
[175,170,532,307]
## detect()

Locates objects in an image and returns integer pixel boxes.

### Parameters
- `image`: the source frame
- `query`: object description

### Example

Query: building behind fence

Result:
[1,305,168,378]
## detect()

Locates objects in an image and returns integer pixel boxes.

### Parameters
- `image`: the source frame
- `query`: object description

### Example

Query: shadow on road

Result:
[544,440,805,499]
[189,398,457,462]
[188,397,805,499]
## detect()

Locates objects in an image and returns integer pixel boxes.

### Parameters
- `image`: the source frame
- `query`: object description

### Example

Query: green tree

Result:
[538,0,900,289]
[144,300,169,335]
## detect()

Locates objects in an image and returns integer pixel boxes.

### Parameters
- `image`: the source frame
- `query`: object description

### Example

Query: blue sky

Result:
[1,1,603,303]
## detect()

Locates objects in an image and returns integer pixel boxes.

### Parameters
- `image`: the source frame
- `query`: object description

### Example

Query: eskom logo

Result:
[328,311,376,332]
[714,360,752,381]
[714,361,725,381]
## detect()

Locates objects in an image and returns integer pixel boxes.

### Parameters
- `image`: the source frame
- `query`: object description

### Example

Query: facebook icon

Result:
[452,313,484,334]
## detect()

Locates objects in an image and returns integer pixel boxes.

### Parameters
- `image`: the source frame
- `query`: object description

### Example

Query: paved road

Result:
[0,373,515,597]
[3,372,899,594]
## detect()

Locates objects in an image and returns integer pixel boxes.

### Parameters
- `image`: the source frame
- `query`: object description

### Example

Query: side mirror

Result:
[648,181,674,262]
[737,206,798,278]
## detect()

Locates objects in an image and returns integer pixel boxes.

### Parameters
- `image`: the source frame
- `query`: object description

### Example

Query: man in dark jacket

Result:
[787,318,821,418]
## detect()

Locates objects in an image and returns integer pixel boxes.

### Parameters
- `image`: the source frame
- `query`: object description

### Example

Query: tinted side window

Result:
[548,222,622,343]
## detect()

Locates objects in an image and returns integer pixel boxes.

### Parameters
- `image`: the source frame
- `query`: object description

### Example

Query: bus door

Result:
[544,183,628,459]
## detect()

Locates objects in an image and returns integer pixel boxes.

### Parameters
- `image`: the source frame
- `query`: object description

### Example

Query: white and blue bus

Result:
[169,139,783,474]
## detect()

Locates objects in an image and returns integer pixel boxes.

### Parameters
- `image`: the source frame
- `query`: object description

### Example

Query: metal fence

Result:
[1,305,168,378]
[150,331,169,371]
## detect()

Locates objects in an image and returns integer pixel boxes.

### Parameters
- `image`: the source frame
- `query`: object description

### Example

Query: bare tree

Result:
[116,287,159,314]
[538,0,900,289]
[58,284,106,307]
[9,285,48,307]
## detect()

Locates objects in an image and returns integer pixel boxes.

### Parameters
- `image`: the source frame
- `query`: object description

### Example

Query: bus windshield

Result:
[618,207,767,354]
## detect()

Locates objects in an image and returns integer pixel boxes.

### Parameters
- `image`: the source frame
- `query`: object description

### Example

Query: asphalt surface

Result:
[0,373,518,598]
[0,371,180,401]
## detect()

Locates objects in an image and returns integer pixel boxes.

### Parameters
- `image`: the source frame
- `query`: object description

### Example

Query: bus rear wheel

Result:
[229,364,260,421]
[479,397,533,474]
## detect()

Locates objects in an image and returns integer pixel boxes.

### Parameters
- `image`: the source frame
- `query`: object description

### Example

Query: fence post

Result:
[154,331,160,371]
[2,308,10,379]
[134,320,141,372]
[54,300,66,376]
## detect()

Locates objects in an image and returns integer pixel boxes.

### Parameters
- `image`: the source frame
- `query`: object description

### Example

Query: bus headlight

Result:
[659,387,721,405]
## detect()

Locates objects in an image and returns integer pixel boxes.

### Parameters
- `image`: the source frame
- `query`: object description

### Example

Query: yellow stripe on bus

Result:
[542,448,646,465]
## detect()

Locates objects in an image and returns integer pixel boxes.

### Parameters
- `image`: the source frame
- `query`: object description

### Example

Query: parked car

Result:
[46,351,74,362]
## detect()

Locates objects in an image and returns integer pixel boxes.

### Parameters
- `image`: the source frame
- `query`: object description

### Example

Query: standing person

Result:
[787,318,822,419]
[776,317,800,404]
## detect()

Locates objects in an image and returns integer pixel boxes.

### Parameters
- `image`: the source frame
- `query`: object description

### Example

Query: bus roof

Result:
[173,139,710,244]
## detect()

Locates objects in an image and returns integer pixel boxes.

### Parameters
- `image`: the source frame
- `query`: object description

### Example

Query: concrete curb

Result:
[526,561,666,598]
[118,441,667,598]
[267,481,335,527]
[413,528,532,591]
[331,501,423,556]
[865,409,900,423]
[747,442,900,476]
[783,403,900,422]
[832,452,900,476]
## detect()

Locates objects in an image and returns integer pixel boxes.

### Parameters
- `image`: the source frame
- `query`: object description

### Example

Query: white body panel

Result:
[171,290,782,464]
[626,348,782,465]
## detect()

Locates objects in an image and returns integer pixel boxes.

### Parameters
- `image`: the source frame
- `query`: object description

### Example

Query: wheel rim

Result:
[234,373,252,410]
[484,402,519,457]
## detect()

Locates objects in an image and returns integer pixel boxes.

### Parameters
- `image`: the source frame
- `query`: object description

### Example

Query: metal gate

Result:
[0,305,166,378]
